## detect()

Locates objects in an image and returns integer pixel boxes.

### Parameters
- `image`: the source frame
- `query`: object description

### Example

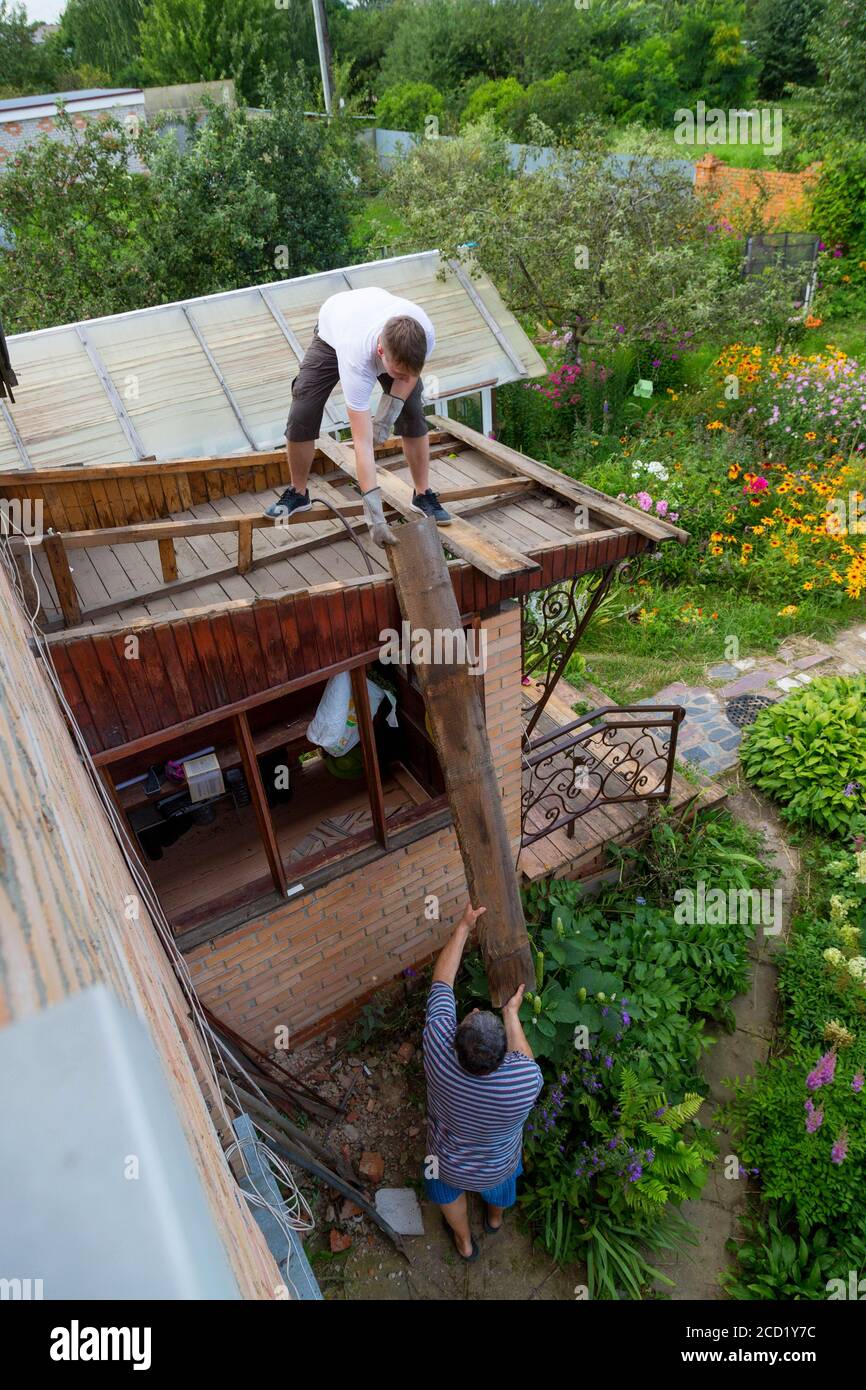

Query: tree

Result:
[139,84,357,301]
[459,77,524,130]
[802,0,866,137]
[0,111,158,331]
[386,116,796,360]
[747,0,824,100]
[138,0,319,106]
[375,81,444,133]
[0,0,71,96]
[60,0,147,84]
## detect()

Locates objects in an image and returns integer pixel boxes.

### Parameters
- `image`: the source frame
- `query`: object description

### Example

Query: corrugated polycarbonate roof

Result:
[0,251,546,473]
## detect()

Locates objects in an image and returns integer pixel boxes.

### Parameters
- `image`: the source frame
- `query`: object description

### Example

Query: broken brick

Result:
[396,1041,415,1065]
[329,1230,351,1253]
[359,1150,385,1184]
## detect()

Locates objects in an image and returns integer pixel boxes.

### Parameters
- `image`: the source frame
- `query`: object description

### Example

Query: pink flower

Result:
[635,491,653,512]
[655,499,669,516]
[806,1051,836,1091]
[831,1127,849,1165]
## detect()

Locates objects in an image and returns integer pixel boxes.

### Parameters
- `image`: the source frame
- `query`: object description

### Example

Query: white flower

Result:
[824,947,845,967]
[846,956,866,982]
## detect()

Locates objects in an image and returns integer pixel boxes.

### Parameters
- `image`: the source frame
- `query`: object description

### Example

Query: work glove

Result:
[361,486,398,548]
[372,391,405,446]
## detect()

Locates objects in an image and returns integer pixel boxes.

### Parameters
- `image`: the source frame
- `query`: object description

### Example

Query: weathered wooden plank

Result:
[315,433,540,582]
[43,533,81,626]
[158,538,178,582]
[387,516,534,1005]
[237,518,253,575]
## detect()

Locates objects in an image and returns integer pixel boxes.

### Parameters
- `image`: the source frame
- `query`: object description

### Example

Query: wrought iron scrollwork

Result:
[521,554,647,742]
[520,705,684,846]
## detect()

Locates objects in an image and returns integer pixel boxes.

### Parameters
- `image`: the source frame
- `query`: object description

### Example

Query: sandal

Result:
[441,1214,480,1262]
[483,1215,503,1235]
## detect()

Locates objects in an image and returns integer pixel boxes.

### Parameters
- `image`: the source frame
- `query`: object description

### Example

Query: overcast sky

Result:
[23,0,67,21]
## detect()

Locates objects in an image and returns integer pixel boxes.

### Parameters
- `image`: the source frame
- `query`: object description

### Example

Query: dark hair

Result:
[455,1011,507,1076]
[381,315,427,373]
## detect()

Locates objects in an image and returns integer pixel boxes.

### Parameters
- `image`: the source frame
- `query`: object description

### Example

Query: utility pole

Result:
[311,0,334,116]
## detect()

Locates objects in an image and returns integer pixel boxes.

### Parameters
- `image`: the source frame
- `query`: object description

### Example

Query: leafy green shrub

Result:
[723,1041,866,1233]
[723,1201,866,1301]
[740,676,866,837]
[375,81,444,133]
[521,1070,713,1297]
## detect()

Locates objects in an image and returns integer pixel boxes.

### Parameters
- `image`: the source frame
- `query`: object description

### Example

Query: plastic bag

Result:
[306,672,398,757]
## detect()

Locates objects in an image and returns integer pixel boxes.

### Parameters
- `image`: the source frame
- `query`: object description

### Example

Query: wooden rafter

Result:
[430,414,690,545]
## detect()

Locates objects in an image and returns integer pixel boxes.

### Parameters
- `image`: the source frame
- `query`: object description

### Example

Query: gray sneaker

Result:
[410,488,452,525]
[265,486,312,519]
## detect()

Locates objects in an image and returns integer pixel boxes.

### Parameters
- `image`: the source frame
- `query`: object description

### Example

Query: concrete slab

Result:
[374,1187,425,1236]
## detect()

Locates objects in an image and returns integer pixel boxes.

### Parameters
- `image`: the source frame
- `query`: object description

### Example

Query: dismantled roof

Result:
[0,251,546,473]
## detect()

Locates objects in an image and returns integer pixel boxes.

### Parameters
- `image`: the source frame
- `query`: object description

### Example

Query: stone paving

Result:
[640,624,866,778]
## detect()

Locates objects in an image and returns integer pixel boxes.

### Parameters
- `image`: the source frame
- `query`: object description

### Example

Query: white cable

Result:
[0,515,317,1280]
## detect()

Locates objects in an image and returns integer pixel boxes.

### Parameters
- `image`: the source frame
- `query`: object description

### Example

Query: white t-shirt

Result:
[316,287,435,412]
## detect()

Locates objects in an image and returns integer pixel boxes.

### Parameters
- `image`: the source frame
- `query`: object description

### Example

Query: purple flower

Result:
[806,1051,837,1091]
[831,1128,848,1165]
[844,782,860,796]
[805,1105,824,1134]
[852,1072,864,1093]
[636,895,647,905]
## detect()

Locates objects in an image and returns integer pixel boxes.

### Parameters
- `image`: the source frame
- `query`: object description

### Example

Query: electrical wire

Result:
[0,514,316,1292]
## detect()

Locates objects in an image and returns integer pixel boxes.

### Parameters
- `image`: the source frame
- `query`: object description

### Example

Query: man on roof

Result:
[265,285,452,546]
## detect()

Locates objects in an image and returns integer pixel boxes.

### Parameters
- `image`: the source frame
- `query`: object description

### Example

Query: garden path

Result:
[639,622,866,776]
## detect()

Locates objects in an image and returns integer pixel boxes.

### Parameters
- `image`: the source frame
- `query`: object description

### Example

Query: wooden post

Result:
[350,665,388,848]
[387,516,533,1006]
[158,538,178,582]
[237,518,253,575]
[43,532,81,627]
[233,712,288,899]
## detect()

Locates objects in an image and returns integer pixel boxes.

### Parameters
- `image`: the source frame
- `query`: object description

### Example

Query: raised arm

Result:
[432,903,486,989]
[502,984,534,1059]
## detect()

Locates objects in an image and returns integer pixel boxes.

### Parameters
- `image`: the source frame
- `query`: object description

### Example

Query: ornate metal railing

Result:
[521,556,645,740]
[520,705,686,846]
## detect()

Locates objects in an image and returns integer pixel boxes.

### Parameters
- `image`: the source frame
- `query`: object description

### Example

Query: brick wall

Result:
[187,600,525,1047]
[694,154,820,230]
[0,101,147,171]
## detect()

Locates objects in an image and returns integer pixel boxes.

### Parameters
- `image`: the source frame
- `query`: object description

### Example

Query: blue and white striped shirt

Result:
[423,982,543,1189]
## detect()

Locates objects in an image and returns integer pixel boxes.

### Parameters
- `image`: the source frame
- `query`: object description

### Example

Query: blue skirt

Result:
[424,1156,523,1207]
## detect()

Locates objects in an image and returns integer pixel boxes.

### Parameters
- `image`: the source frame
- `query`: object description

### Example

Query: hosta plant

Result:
[740,675,866,837]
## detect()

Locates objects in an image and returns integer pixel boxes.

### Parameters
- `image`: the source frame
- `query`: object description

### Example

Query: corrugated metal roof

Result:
[0,251,546,472]
[0,89,142,113]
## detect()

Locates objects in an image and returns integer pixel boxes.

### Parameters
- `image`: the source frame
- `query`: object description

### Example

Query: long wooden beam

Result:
[386,515,534,1005]
[315,433,540,582]
[0,434,452,487]
[13,479,532,556]
[37,486,541,632]
[429,414,690,544]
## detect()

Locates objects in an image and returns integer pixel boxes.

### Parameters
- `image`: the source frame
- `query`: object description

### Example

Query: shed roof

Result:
[0,251,546,474]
